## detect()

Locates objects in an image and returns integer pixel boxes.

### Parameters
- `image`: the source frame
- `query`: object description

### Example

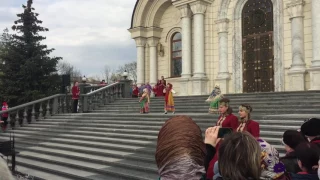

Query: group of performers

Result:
[138,76,176,114]
[206,96,260,178]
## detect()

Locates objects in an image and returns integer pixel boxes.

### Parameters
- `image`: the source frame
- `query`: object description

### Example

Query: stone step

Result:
[21,122,300,132]
[53,113,316,120]
[2,131,155,149]
[42,118,304,126]
[1,131,156,155]
[91,109,318,114]
[15,165,74,180]
[105,103,320,108]
[112,98,320,104]
[15,156,157,180]
[17,147,157,174]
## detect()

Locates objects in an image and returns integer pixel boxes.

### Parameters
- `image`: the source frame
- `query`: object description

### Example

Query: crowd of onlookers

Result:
[156,99,320,180]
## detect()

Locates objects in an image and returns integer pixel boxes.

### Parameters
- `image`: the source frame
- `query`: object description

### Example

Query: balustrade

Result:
[0,80,131,129]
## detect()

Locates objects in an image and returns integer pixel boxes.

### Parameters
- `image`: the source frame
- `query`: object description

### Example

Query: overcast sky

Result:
[0,0,137,78]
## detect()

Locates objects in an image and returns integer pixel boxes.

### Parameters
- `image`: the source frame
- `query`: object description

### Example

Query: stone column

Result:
[179,5,192,78]
[190,1,209,95]
[134,38,146,85]
[287,0,306,91]
[308,0,320,90]
[148,37,159,86]
[177,5,192,96]
[215,18,230,94]
[190,1,207,78]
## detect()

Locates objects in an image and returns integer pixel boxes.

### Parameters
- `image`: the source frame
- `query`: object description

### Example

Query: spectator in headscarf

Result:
[156,116,221,180]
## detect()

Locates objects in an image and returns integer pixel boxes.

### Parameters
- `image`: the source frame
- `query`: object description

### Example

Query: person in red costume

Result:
[72,81,80,113]
[216,98,238,130]
[206,98,238,179]
[157,80,165,97]
[236,104,260,138]
[132,85,139,98]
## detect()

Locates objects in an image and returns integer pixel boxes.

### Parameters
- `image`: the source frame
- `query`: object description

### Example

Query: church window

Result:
[171,32,182,77]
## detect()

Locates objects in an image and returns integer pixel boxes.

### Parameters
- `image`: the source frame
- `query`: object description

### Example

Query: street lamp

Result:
[122,70,128,80]
[82,76,87,83]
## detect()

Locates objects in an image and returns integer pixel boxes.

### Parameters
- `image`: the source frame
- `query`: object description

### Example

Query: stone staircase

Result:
[0,91,319,180]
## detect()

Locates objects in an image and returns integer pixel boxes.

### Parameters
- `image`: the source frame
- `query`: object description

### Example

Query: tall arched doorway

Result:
[242,0,274,93]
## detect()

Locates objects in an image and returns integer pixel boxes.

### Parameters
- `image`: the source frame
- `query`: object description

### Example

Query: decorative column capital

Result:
[177,5,192,18]
[134,37,147,47]
[190,1,211,15]
[286,0,305,19]
[147,37,160,47]
[215,18,230,33]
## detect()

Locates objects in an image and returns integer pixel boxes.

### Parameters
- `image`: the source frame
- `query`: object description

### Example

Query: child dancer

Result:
[139,88,150,114]
[163,83,176,114]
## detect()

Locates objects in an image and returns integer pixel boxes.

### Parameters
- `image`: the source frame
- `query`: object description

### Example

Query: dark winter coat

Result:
[280,152,300,174]
[288,172,319,180]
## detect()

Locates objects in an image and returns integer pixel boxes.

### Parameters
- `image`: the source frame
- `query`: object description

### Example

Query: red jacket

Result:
[132,87,139,96]
[207,114,239,179]
[243,120,260,138]
[72,86,80,99]
[216,113,239,131]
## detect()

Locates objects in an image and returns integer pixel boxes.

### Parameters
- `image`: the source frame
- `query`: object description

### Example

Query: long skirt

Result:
[140,99,149,113]
[165,92,175,112]
[208,96,222,114]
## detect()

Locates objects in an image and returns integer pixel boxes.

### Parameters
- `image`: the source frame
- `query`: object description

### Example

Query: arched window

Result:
[171,33,182,77]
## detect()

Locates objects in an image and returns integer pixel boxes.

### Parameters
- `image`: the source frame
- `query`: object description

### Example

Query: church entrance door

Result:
[242,0,274,93]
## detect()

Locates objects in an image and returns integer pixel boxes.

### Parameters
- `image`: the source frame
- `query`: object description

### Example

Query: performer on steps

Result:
[206,85,224,114]
[139,88,150,114]
[216,98,238,130]
[237,104,260,137]
[207,98,239,179]
[164,83,176,114]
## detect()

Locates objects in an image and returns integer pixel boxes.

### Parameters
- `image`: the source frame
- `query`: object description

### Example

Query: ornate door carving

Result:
[242,0,274,93]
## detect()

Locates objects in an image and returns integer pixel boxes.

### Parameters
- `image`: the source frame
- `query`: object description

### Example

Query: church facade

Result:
[129,0,320,95]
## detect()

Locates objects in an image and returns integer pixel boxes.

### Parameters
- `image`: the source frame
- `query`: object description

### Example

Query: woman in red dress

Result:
[207,98,239,179]
[157,80,165,97]
[216,98,238,130]
[236,104,260,138]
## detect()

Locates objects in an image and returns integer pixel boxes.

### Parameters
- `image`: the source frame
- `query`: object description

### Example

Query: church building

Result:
[129,0,320,96]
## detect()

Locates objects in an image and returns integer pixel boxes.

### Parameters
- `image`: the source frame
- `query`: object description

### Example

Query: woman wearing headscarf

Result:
[156,116,220,180]
[236,104,260,138]
[163,83,176,114]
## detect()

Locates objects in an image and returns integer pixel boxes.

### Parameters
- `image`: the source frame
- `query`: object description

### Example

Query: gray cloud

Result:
[0,0,137,78]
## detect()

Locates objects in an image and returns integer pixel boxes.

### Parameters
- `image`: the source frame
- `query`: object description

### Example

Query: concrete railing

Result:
[0,80,131,128]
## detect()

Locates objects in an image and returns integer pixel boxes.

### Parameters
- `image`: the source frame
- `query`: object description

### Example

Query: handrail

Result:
[84,82,121,96]
[0,94,64,114]
[0,80,131,128]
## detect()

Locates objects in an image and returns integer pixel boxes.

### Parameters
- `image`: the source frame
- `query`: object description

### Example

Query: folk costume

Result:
[72,85,80,113]
[157,80,165,97]
[236,105,260,138]
[206,85,224,114]
[164,83,176,114]
[207,101,239,179]
[139,88,150,114]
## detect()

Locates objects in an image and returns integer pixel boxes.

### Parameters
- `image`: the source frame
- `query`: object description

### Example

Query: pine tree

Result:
[0,0,62,106]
